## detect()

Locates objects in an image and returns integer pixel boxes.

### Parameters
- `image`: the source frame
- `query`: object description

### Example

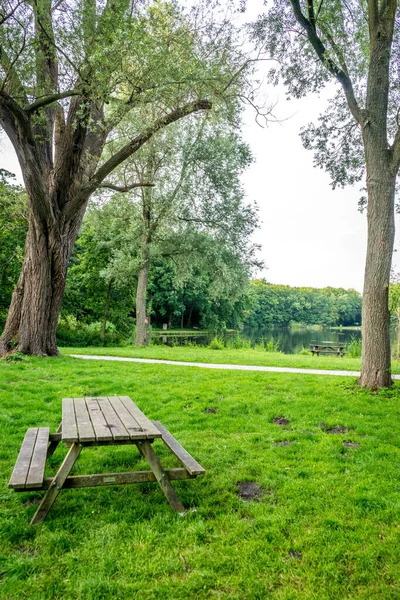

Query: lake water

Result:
[151,327,398,355]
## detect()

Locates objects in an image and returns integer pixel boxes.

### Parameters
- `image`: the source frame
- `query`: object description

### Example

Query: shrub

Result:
[264,338,280,352]
[4,351,30,363]
[346,335,362,358]
[208,337,225,350]
[56,317,125,347]
[298,347,311,356]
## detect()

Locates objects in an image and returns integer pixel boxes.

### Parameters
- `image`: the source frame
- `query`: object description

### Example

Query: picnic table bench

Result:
[310,342,345,356]
[8,396,205,524]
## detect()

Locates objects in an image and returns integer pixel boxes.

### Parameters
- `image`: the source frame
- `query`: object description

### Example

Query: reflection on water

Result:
[151,327,398,355]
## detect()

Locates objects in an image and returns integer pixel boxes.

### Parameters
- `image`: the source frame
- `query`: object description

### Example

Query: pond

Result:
[150,326,398,355]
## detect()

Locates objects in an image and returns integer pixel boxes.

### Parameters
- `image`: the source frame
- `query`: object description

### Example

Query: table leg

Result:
[47,422,62,457]
[137,440,185,514]
[31,443,82,525]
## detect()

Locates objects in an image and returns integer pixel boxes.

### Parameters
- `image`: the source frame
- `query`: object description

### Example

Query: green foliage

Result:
[298,347,312,356]
[208,336,225,350]
[264,338,280,352]
[4,350,29,363]
[56,317,125,347]
[346,335,362,358]
[245,280,362,328]
[0,171,27,325]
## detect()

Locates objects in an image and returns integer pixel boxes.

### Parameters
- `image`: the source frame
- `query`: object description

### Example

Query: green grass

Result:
[1,353,400,599]
[63,344,368,371]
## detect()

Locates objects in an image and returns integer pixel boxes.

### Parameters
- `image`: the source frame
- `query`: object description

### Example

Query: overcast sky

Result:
[2,1,400,293]
[240,88,374,293]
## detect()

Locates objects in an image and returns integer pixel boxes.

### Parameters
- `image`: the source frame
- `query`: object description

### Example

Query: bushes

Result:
[56,317,125,347]
[208,337,225,350]
[346,335,362,358]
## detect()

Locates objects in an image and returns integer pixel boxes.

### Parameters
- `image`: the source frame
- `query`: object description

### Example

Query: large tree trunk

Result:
[100,280,112,341]
[135,240,150,347]
[359,163,396,389]
[0,207,81,356]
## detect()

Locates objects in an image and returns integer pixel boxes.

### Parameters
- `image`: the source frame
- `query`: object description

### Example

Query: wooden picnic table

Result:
[8,396,205,524]
[310,343,345,356]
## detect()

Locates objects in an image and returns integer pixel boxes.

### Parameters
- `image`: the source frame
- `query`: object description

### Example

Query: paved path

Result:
[70,354,400,379]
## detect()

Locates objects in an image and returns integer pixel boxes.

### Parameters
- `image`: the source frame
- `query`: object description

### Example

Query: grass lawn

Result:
[64,344,371,373]
[1,352,400,599]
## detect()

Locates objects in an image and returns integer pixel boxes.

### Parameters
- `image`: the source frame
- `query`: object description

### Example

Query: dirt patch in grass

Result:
[23,497,40,506]
[236,481,265,502]
[204,407,217,414]
[288,549,302,560]
[325,425,353,434]
[343,441,361,448]
[274,441,293,447]
[273,416,290,426]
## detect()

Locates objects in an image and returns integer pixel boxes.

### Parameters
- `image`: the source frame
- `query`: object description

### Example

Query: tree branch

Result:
[290,0,364,124]
[26,90,81,113]
[87,100,212,193]
[63,99,212,221]
[99,182,155,192]
[391,127,400,172]
[367,0,379,37]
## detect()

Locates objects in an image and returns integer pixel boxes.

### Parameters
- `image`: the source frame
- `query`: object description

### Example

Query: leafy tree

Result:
[245,280,362,328]
[97,115,258,345]
[253,1,400,388]
[0,0,248,355]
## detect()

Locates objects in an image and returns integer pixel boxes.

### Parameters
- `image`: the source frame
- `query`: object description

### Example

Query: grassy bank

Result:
[62,345,369,372]
[1,354,400,599]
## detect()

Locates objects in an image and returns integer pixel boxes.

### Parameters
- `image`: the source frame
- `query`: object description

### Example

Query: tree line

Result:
[0,171,362,340]
[244,280,362,329]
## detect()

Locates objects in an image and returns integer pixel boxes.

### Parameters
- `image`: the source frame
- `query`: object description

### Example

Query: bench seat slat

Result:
[8,428,38,489]
[153,421,205,476]
[9,428,50,490]
[26,427,50,488]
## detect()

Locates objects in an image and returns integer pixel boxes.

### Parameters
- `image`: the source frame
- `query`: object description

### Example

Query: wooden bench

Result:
[9,398,206,524]
[8,428,50,490]
[153,421,205,476]
[310,344,345,357]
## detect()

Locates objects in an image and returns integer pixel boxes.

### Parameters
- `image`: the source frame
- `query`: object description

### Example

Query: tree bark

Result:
[100,280,112,341]
[359,162,396,388]
[135,241,150,347]
[0,206,81,356]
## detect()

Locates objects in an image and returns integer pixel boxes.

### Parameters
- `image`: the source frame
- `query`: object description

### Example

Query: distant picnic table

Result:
[310,342,345,357]
[8,396,205,524]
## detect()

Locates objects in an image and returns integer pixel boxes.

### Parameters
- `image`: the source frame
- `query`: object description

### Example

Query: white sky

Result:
[241,89,373,293]
[2,0,400,294]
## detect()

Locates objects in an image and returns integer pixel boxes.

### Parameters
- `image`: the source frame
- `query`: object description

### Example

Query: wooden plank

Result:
[62,398,78,443]
[31,443,82,525]
[47,423,62,457]
[119,396,162,438]
[26,427,50,488]
[137,440,185,513]
[107,397,147,440]
[8,428,38,489]
[73,398,96,442]
[40,467,192,489]
[97,397,130,440]
[153,421,205,476]
[86,398,113,441]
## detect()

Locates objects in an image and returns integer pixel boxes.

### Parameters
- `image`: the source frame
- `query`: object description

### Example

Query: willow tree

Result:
[94,114,258,346]
[255,1,400,388]
[0,0,246,355]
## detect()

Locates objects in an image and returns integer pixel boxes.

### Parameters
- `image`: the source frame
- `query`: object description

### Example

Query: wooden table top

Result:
[62,396,162,443]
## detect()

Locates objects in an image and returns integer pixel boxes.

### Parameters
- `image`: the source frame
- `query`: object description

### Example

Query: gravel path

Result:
[70,354,400,379]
